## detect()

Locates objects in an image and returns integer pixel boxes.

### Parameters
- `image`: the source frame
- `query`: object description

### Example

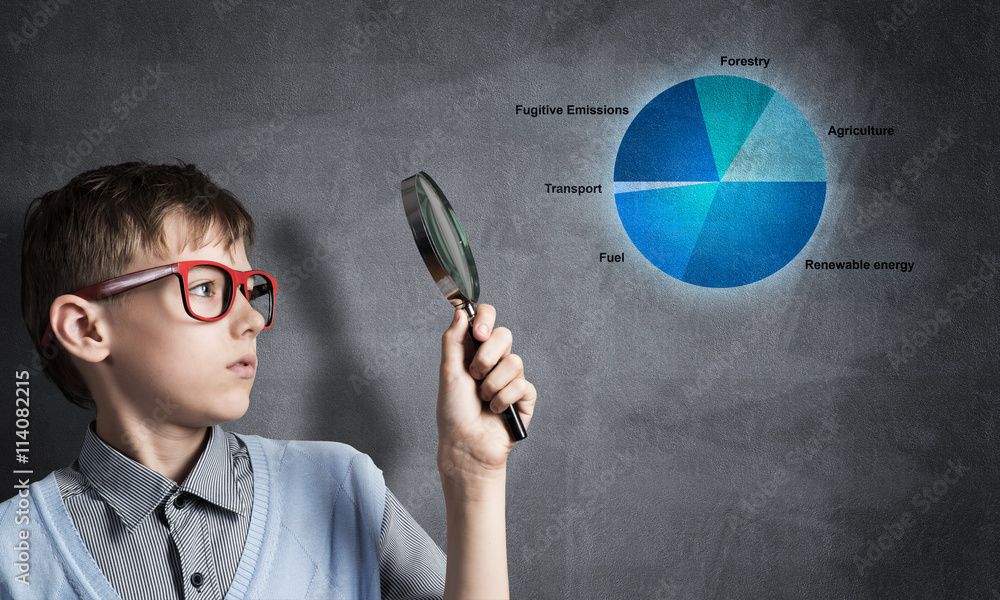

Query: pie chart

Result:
[613,75,826,287]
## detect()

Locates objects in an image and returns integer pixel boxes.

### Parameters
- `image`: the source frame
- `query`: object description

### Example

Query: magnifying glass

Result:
[401,172,528,442]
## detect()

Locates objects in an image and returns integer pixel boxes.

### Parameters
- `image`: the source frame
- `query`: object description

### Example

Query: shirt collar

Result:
[77,421,248,532]
[179,423,248,517]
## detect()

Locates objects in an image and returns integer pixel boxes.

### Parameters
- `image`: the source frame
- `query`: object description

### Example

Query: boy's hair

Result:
[21,161,256,409]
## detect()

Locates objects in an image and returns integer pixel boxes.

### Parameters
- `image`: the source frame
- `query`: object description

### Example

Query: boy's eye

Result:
[190,281,215,298]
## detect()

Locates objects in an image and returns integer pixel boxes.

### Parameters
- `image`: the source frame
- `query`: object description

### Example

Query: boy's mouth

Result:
[228,354,257,378]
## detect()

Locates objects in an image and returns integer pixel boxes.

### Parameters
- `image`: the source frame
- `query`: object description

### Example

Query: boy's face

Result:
[101,213,264,428]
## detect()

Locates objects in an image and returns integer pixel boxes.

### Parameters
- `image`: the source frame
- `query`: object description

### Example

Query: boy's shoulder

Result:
[229,431,385,490]
[228,431,387,553]
[0,430,383,509]
[0,472,88,596]
[232,430,371,462]
[0,431,389,599]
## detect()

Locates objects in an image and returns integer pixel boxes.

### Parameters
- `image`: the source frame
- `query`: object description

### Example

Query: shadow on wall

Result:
[270,218,402,468]
[1,207,95,494]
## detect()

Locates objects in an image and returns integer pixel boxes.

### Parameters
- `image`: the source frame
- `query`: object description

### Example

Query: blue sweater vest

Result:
[0,433,386,600]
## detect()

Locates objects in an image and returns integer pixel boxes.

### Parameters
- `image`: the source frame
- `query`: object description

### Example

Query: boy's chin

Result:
[202,394,251,425]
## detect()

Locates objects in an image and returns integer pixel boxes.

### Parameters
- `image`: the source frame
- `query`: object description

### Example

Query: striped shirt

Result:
[53,422,446,600]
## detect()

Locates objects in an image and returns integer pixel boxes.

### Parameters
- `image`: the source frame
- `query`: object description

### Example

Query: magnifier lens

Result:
[414,174,479,303]
[402,171,527,443]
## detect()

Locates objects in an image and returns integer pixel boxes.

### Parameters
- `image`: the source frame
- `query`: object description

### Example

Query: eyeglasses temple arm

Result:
[39,264,180,347]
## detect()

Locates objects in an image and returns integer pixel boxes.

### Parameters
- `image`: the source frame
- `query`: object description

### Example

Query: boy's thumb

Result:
[440,308,469,368]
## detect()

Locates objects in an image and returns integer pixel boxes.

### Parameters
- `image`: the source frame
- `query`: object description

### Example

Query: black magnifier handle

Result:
[460,303,528,442]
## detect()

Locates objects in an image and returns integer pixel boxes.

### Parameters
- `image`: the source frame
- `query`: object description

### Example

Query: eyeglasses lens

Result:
[186,265,273,325]
[247,274,274,326]
[187,265,233,320]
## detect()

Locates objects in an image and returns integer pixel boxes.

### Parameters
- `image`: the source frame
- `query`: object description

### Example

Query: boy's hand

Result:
[437,303,535,486]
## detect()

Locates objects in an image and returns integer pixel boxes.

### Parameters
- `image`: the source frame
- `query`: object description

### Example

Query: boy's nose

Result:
[232,284,266,333]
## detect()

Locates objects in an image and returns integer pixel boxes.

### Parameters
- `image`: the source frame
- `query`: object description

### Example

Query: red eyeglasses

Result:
[40,261,277,347]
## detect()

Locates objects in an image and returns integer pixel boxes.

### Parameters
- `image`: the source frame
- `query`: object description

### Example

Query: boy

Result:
[1,162,536,599]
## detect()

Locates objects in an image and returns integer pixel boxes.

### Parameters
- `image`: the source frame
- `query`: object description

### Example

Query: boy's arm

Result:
[437,304,536,600]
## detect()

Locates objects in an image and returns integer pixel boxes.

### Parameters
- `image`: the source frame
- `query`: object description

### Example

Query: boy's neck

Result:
[94,416,211,484]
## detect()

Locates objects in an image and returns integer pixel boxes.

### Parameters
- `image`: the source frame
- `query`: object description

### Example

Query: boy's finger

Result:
[471,303,496,342]
[440,308,469,371]
[470,326,512,380]
[488,379,536,424]
[477,352,523,401]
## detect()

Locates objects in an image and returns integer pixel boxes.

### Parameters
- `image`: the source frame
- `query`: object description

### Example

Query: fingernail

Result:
[479,389,488,401]
[490,401,500,413]
[470,367,481,379]
[476,324,489,337]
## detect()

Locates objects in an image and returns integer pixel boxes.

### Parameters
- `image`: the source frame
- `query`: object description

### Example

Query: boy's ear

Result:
[49,295,111,363]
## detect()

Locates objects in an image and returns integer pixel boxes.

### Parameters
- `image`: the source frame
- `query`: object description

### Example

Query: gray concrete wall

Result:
[1,1,996,597]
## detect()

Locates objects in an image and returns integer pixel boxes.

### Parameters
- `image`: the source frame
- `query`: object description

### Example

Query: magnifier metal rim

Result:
[401,172,480,306]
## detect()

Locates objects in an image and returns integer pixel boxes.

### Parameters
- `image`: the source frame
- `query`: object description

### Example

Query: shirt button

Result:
[174,495,186,509]
[190,572,204,587]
